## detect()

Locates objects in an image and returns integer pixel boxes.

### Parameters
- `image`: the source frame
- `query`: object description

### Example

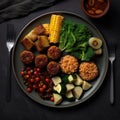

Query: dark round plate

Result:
[12,11,108,108]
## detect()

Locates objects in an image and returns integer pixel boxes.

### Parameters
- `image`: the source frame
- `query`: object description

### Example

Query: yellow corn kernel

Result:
[49,14,64,43]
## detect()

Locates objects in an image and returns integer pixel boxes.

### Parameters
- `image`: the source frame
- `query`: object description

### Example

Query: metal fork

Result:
[6,24,15,102]
[108,42,116,104]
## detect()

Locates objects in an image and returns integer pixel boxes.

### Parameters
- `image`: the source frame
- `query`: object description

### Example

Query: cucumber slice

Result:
[53,93,62,105]
[73,86,83,99]
[52,76,62,86]
[82,81,92,90]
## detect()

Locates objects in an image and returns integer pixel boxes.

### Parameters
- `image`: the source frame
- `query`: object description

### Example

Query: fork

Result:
[108,42,116,104]
[6,24,15,102]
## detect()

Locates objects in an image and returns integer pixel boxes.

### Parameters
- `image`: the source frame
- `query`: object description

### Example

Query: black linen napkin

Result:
[0,0,59,23]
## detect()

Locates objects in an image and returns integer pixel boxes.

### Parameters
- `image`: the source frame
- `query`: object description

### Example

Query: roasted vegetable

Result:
[74,74,83,86]
[73,86,83,99]
[53,83,66,94]
[65,91,75,101]
[52,76,62,86]
[88,37,102,49]
[94,48,102,55]
[42,24,50,35]
[53,93,62,105]
[82,81,92,90]
[66,84,75,92]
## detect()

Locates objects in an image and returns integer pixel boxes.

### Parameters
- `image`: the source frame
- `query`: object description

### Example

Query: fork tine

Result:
[7,24,15,42]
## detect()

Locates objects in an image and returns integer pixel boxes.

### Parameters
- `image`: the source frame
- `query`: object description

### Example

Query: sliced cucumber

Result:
[52,76,62,86]
[73,86,83,99]
[53,93,62,105]
[65,91,75,101]
[66,84,75,92]
[82,81,92,90]
[74,74,83,85]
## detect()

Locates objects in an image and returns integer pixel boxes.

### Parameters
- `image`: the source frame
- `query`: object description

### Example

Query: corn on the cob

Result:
[49,14,64,43]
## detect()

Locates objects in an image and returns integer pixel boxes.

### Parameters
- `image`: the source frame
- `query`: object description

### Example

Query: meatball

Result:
[47,46,61,60]
[79,62,99,81]
[59,55,79,74]
[20,50,34,64]
[35,54,48,68]
[47,61,60,76]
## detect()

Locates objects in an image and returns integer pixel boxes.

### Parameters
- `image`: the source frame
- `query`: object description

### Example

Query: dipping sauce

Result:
[83,0,109,18]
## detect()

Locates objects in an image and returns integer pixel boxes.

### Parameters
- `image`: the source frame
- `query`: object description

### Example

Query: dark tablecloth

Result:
[0,0,120,120]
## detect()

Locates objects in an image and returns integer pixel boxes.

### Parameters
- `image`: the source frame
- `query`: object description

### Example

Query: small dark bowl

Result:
[81,0,110,18]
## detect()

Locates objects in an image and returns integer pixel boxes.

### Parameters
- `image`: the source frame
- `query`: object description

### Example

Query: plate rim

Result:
[12,11,109,108]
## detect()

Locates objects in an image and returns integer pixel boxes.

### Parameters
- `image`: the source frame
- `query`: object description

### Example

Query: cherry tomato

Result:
[50,96,54,101]
[27,71,31,75]
[33,84,37,89]
[30,78,34,83]
[39,88,44,92]
[26,87,32,92]
[38,83,42,88]
[20,71,24,76]
[24,74,29,79]
[36,68,41,72]
[35,77,40,82]
[34,71,37,76]
[45,78,50,83]
[42,84,47,90]
[26,67,31,71]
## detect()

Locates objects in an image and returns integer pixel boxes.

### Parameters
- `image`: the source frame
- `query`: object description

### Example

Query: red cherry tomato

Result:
[33,84,37,89]
[36,68,41,72]
[38,83,42,88]
[42,84,47,90]
[39,88,44,92]
[30,78,34,83]
[34,71,37,76]
[24,74,29,79]
[50,96,54,101]
[35,77,40,82]
[20,71,24,76]
[26,67,31,71]
[26,87,32,92]
[27,71,31,75]
[45,78,50,83]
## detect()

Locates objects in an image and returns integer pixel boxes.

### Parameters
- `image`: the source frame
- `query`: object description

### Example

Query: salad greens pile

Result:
[59,19,94,61]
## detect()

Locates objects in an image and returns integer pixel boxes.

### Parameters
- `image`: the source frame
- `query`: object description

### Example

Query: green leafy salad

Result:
[59,19,95,61]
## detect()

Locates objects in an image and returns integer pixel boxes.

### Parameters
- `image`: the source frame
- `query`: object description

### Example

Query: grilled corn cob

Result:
[49,14,64,43]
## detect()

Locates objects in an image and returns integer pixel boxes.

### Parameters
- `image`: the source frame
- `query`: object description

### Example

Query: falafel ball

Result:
[59,55,79,74]
[35,54,48,68]
[47,61,60,76]
[20,50,34,64]
[79,62,98,81]
[47,46,61,60]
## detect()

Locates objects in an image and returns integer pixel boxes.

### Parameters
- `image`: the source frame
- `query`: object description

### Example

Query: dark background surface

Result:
[0,0,120,120]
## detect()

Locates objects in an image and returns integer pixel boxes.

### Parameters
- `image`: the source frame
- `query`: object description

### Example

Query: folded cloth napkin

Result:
[0,0,59,23]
